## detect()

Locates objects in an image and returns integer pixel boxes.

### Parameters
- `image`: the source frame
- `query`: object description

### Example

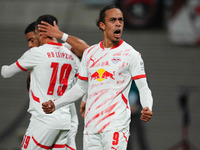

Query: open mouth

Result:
[114,29,121,34]
[114,29,121,39]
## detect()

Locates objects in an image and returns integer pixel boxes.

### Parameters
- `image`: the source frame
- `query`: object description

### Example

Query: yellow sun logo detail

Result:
[97,68,106,81]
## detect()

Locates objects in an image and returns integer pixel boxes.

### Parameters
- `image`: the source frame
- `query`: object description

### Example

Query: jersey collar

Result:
[100,39,123,50]
[47,42,63,46]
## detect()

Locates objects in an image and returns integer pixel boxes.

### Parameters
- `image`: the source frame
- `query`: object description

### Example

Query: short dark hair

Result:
[96,4,121,31]
[24,22,36,35]
[35,14,58,29]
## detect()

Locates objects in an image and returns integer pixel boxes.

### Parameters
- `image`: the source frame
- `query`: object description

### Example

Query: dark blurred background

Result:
[0,0,200,149]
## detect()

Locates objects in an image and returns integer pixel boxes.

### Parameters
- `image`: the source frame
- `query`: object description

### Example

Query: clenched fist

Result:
[140,107,153,122]
[42,100,55,114]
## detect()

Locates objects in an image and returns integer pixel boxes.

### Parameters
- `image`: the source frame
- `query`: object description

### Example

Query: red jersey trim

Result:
[100,41,104,49]
[32,136,67,149]
[47,42,63,46]
[132,74,146,80]
[100,39,123,50]
[31,90,40,103]
[52,144,66,148]
[66,145,76,150]
[78,75,88,81]
[111,39,123,49]
[75,73,79,77]
[32,136,52,149]
[16,61,28,71]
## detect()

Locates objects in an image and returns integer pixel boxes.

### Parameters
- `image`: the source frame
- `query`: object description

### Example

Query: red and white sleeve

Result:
[1,62,22,78]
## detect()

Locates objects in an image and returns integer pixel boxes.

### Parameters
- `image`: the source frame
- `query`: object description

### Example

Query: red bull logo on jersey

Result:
[90,69,115,81]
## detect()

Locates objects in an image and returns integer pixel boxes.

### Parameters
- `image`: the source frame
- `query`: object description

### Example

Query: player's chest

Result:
[87,49,131,78]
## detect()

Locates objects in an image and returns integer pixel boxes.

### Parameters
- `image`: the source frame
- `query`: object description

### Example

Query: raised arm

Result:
[38,21,90,58]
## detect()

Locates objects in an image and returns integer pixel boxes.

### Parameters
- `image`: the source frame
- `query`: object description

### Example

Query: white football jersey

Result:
[78,40,146,133]
[17,42,80,129]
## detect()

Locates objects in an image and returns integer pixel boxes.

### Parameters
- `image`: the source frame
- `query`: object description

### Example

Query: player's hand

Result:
[140,107,153,122]
[38,21,63,39]
[42,100,55,114]
[80,101,86,118]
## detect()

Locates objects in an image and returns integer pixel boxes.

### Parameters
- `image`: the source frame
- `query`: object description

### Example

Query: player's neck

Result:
[103,39,120,48]
[41,38,58,45]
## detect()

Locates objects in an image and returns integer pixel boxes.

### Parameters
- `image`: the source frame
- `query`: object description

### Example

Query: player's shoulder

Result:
[62,45,81,62]
[87,43,99,51]
[32,44,48,51]
[32,44,52,55]
[26,46,41,54]
[83,43,99,56]
[20,46,43,60]
[122,41,141,56]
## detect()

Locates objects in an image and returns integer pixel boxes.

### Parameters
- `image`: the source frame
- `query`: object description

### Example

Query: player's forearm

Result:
[61,33,89,58]
[54,79,88,110]
[1,63,21,78]
[139,85,153,111]
[38,21,89,56]
[66,35,89,52]
[135,78,153,111]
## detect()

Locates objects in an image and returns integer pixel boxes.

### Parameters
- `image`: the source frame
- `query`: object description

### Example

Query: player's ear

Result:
[99,22,105,31]
[37,30,45,40]
[35,29,40,37]
[38,32,43,41]
[35,29,42,44]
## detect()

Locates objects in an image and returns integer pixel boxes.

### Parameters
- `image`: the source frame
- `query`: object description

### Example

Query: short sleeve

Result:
[77,50,88,81]
[17,47,42,70]
[129,52,146,80]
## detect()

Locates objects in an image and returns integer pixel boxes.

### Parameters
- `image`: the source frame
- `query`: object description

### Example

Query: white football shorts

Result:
[21,120,70,150]
[83,128,129,150]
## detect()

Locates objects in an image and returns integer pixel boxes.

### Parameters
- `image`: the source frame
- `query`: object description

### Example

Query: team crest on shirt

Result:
[111,57,121,64]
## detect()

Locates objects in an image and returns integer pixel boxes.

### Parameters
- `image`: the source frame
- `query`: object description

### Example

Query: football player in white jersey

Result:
[1,15,88,150]
[24,21,40,91]
[24,21,87,150]
[42,4,153,150]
